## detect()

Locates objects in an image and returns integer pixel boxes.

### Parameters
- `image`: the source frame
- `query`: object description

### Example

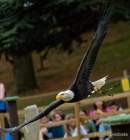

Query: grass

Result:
[0,21,130,109]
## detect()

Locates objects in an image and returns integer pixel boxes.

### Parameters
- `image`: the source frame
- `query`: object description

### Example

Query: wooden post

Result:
[23,104,40,140]
[74,102,81,140]
[6,96,19,140]
[0,113,5,140]
[121,70,130,107]
[127,97,130,108]
[121,70,130,92]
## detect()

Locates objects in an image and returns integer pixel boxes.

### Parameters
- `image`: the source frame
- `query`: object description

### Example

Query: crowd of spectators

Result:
[39,101,122,140]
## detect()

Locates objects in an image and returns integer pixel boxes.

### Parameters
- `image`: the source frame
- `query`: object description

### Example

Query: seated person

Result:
[64,113,89,140]
[89,101,112,140]
[39,116,52,140]
[0,83,6,112]
[106,101,123,113]
[48,111,65,139]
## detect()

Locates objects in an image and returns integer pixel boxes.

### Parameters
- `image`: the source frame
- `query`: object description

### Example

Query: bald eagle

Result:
[0,8,112,133]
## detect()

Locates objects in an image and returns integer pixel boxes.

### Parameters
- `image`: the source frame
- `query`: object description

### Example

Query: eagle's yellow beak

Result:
[56,95,62,100]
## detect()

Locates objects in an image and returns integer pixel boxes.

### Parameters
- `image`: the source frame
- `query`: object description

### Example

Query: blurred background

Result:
[0,1,130,140]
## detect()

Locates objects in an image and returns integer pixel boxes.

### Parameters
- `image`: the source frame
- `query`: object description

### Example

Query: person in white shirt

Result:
[64,113,89,140]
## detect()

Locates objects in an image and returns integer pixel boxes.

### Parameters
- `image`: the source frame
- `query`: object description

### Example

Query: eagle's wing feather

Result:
[70,9,112,92]
[0,100,64,133]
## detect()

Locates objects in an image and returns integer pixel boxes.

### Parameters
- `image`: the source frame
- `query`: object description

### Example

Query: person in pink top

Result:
[89,101,107,117]
[106,101,122,113]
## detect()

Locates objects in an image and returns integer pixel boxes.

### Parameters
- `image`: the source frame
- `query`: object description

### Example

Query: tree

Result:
[0,0,130,93]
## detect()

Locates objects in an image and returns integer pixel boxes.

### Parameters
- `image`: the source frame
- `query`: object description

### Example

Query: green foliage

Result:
[0,0,130,56]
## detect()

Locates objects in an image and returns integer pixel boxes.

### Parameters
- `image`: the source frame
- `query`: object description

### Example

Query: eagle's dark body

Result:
[0,8,112,133]
[70,81,93,102]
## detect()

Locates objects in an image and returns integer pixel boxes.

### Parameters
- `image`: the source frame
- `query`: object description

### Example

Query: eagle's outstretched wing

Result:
[70,8,112,91]
[0,100,64,133]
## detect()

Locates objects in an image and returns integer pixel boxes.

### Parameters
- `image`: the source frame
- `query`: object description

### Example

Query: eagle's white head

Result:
[56,90,74,102]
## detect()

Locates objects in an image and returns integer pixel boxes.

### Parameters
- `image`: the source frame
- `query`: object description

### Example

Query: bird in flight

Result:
[0,8,112,133]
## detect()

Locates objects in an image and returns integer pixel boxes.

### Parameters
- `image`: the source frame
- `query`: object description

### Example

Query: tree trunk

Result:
[12,54,37,93]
